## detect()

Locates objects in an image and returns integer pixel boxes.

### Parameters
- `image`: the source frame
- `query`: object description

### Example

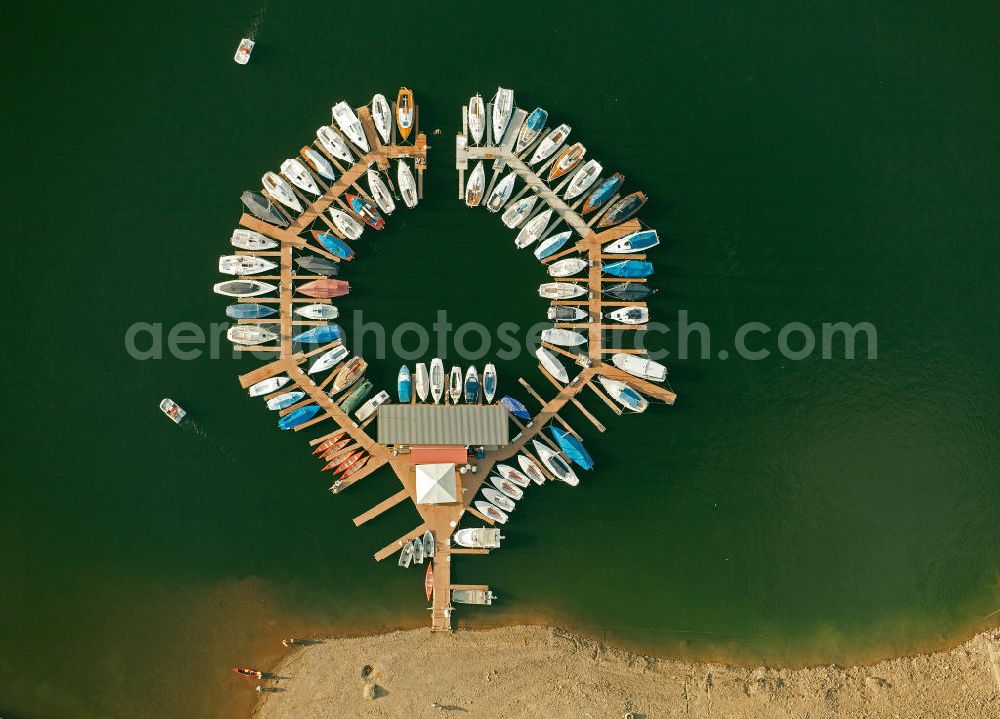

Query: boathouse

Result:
[377,405,509,450]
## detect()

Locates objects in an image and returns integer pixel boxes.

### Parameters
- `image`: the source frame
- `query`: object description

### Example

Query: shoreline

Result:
[249,624,1000,718]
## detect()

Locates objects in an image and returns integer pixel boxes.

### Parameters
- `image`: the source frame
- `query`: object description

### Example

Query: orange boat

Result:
[424,561,434,602]
[322,445,357,470]
[335,451,366,476]
[340,455,369,479]
[312,432,346,455]
[395,87,414,140]
[233,666,261,679]
[296,278,350,298]
[318,438,351,459]
[547,142,586,181]
[332,356,367,393]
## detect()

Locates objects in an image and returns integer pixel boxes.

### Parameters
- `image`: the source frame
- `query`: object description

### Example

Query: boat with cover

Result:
[280,158,319,195]
[604,282,655,301]
[549,426,594,470]
[346,194,384,230]
[500,395,530,421]
[611,353,668,382]
[515,107,548,153]
[308,345,349,374]
[465,161,485,207]
[452,588,495,605]
[517,454,546,485]
[535,347,569,383]
[581,172,624,214]
[501,195,537,228]
[160,398,186,424]
[297,278,350,298]
[295,256,339,275]
[541,328,587,347]
[429,359,444,403]
[229,325,277,348]
[538,282,586,300]
[496,463,530,487]
[482,363,497,403]
[464,365,479,404]
[603,229,659,254]
[482,487,515,512]
[448,366,462,404]
[453,527,503,549]
[529,123,571,165]
[597,191,648,228]
[231,228,278,251]
[490,475,523,501]
[486,172,516,212]
[606,306,649,324]
[339,380,373,415]
[311,229,353,260]
[414,362,429,402]
[396,88,414,140]
[564,159,602,200]
[492,87,514,142]
[547,258,587,277]
[412,536,424,565]
[248,375,289,397]
[227,303,276,320]
[316,126,354,162]
[534,231,572,260]
[262,171,302,212]
[328,208,364,240]
[371,93,391,143]
[367,170,395,214]
[397,365,412,403]
[218,255,277,275]
[531,440,580,486]
[514,209,553,248]
[278,407,319,432]
[332,101,369,151]
[295,303,339,320]
[214,280,276,297]
[422,530,435,559]
[597,376,648,412]
[355,390,389,422]
[292,323,342,344]
[547,306,587,322]
[332,356,367,393]
[603,260,654,278]
[300,145,336,180]
[267,391,304,410]
[467,94,485,144]
[547,143,586,181]
[241,191,288,227]
[398,541,413,568]
[234,38,254,65]
[397,160,418,208]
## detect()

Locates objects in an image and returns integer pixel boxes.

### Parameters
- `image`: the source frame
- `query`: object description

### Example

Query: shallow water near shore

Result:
[2,1,1000,718]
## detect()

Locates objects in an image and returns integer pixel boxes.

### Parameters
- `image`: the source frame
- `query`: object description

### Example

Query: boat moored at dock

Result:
[367,169,396,214]
[429,358,444,404]
[448,366,462,404]
[248,376,289,397]
[453,527,503,549]
[528,123,571,165]
[541,328,587,347]
[501,395,531,421]
[213,280,276,298]
[501,195,537,228]
[604,282,655,301]
[514,209,553,248]
[517,453,547,485]
[396,87,415,140]
[397,160,418,208]
[606,306,649,324]
[332,356,367,393]
[218,255,277,275]
[345,194,385,230]
[328,208,364,240]
[280,158,320,195]
[397,366,412,403]
[538,282,587,300]
[295,255,340,276]
[279,404,321,430]
[597,190,648,228]
[464,365,479,404]
[227,302,277,320]
[241,191,288,227]
[231,228,278,251]
[532,440,580,486]
[491,87,514,142]
[603,229,659,254]
[547,257,588,277]
[316,126,354,162]
[515,107,548,153]
[296,278,351,298]
[563,159,602,199]
[603,260,654,278]
[414,363,429,402]
[535,347,569,383]
[291,323,342,344]
[355,390,390,421]
[549,426,594,470]
[611,353,667,382]
[482,363,497,403]
[534,231,572,260]
[262,171,303,212]
[465,161,486,207]
[581,172,623,214]
[452,588,495,605]
[332,101,370,152]
[597,376,649,413]
[301,146,336,181]
[467,94,485,144]
[486,172,516,212]
[547,142,586,181]
[308,345,349,374]
[371,93,392,143]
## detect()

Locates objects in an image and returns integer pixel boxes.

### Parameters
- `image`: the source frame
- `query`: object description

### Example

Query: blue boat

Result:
[525,107,548,131]
[397,365,412,403]
[534,231,572,260]
[604,229,659,254]
[311,230,355,260]
[500,395,531,421]
[581,172,624,214]
[603,260,654,278]
[226,303,277,320]
[464,366,480,404]
[278,404,321,430]
[292,323,343,344]
[549,426,594,470]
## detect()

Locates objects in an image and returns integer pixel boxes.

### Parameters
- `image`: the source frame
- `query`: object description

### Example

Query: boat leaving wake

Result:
[247,0,270,40]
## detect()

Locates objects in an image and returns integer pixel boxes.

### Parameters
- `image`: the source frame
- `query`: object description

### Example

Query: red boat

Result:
[322,445,357,470]
[424,561,434,602]
[318,438,350,459]
[296,278,351,299]
[340,455,369,479]
[345,193,385,230]
[233,666,262,679]
[335,451,366,476]
[312,432,346,455]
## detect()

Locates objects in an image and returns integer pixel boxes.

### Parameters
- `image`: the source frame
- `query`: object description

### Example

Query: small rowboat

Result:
[318,439,351,460]
[412,536,425,565]
[422,530,435,559]
[424,561,434,601]
[398,541,414,568]
[340,455,369,479]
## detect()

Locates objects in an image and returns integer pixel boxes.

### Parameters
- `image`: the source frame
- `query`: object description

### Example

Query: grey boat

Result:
[603,282,656,302]
[241,190,289,228]
[422,530,435,559]
[452,588,495,605]
[295,256,339,276]
[398,541,414,568]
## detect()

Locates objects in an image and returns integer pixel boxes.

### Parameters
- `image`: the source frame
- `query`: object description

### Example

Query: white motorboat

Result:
[501,195,537,228]
[295,304,339,320]
[397,160,418,208]
[248,376,289,397]
[234,38,254,65]
[538,282,587,300]
[563,159,602,200]
[482,487,515,512]
[529,123,571,165]
[328,208,364,240]
[597,376,649,412]
[611,353,668,382]
[367,169,396,214]
[430,358,444,404]
[496,463,530,488]
[448,366,462,404]
[517,454,546,485]
[415,362,430,402]
[453,527,504,549]
[547,258,588,277]
[531,440,580,486]
[606,306,649,324]
[486,172,516,212]
[355,390,390,422]
[467,94,485,144]
[514,209,553,248]
[301,146,336,181]
[231,229,277,251]
[474,500,508,524]
[491,87,514,142]
[371,93,392,143]
[227,325,278,346]
[482,363,497,403]
[213,280,277,297]
[490,475,523,501]
[398,541,413,567]
[218,255,278,275]
[452,588,495,605]
[465,161,485,207]
[535,347,569,383]
[332,101,370,152]
[316,126,354,162]
[262,171,302,212]
[160,398,186,424]
[541,328,587,347]
[280,158,320,196]
[547,306,587,322]
[307,345,349,374]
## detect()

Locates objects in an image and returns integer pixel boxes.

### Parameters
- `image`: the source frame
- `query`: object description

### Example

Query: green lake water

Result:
[2,1,999,717]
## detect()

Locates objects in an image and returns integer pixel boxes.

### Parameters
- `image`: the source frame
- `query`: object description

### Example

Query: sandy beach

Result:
[251,625,1000,718]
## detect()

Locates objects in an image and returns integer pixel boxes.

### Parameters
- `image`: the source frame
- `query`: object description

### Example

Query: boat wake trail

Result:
[248,0,270,40]
[183,421,241,465]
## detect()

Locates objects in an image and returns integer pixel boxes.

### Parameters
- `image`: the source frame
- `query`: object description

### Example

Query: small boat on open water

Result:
[535,347,569,383]
[160,398,186,424]
[501,195,537,228]
[213,280,276,298]
[371,93,391,143]
[231,228,278,251]
[492,87,514,142]
[396,87,415,140]
[332,101,369,151]
[316,126,354,163]
[234,38,254,65]
[515,107,548,153]
[465,161,486,207]
[415,362,429,402]
[529,123,571,165]
[467,94,485,144]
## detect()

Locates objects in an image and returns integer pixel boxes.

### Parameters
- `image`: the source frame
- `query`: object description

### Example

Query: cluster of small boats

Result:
[396,360,498,405]
[311,430,377,493]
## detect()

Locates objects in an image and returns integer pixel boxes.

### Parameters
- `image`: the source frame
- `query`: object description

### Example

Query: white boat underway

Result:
[367,169,395,215]
[262,171,302,213]
[491,87,514,143]
[280,158,320,196]
[371,94,392,143]
[467,94,485,144]
[529,123,571,165]
[316,126,354,162]
[234,38,254,65]
[332,101,370,152]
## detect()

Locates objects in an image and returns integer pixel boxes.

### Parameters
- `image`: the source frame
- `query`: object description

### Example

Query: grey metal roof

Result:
[377,405,509,447]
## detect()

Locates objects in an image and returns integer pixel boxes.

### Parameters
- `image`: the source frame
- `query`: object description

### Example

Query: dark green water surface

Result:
[2,1,999,717]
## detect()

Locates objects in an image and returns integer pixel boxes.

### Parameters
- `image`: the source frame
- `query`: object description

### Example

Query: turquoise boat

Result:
[292,324,343,344]
[534,231,572,260]
[278,404,320,430]
[311,230,355,260]
[397,365,412,403]
[603,260,654,278]
[226,303,277,319]
[549,426,594,470]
